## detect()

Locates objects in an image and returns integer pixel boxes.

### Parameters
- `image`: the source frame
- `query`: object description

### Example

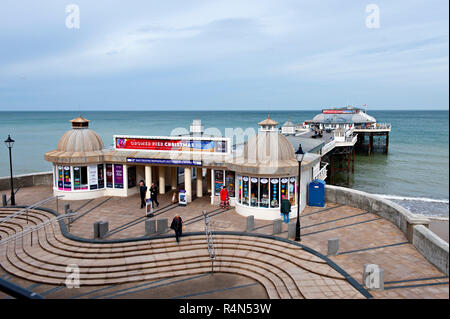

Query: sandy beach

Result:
[429,220,449,243]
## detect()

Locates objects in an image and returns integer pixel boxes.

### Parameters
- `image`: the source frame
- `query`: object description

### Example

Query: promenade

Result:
[0,185,448,299]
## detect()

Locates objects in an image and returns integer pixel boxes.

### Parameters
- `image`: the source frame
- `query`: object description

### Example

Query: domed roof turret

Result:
[228,129,298,175]
[56,115,103,152]
[45,115,105,164]
[242,131,295,163]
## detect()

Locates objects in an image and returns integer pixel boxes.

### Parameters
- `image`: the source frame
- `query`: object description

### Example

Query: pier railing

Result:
[321,140,336,155]
[354,123,391,131]
[314,164,328,181]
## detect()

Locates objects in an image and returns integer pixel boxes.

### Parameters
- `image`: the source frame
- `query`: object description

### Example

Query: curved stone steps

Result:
[0,208,366,299]
[3,246,294,298]
[1,223,296,297]
[41,227,332,274]
[35,224,342,280]
[4,233,339,298]
[10,231,314,292]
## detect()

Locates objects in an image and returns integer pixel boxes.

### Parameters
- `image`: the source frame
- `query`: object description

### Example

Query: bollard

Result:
[98,221,109,239]
[2,194,7,207]
[145,219,157,236]
[288,223,296,238]
[363,264,384,290]
[246,215,254,232]
[327,238,339,256]
[64,204,70,214]
[273,219,282,235]
[93,221,100,239]
[157,219,169,234]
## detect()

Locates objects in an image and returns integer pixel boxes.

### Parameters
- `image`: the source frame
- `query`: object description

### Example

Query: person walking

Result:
[280,195,291,224]
[170,214,183,243]
[219,186,229,209]
[150,182,159,207]
[139,180,147,209]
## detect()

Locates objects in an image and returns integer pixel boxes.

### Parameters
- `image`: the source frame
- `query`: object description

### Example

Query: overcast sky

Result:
[0,0,448,111]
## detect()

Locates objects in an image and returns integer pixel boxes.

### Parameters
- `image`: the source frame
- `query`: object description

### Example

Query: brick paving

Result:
[0,185,448,299]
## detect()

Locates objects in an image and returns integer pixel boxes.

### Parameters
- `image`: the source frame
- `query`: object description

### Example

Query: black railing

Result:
[0,277,43,299]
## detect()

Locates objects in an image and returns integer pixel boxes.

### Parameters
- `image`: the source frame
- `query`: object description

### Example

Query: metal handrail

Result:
[0,277,43,299]
[0,210,77,247]
[0,195,63,225]
[202,210,216,272]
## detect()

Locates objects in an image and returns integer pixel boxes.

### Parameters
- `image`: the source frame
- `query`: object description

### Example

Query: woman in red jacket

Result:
[220,186,230,209]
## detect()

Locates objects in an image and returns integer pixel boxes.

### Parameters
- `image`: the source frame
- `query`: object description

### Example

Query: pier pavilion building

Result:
[45,115,321,220]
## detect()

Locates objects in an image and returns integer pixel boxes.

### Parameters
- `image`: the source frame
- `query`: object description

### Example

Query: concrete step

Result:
[0,208,365,299]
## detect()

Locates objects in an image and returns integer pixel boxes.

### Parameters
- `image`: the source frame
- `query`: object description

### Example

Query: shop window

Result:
[289,177,296,205]
[270,178,279,208]
[259,178,269,208]
[73,166,88,190]
[242,176,249,205]
[237,176,242,203]
[214,170,224,195]
[106,164,113,188]
[128,166,137,188]
[114,164,124,189]
[97,164,105,189]
[63,166,71,191]
[225,170,235,197]
[88,165,98,190]
[250,177,258,207]
[57,166,64,190]
[281,178,288,202]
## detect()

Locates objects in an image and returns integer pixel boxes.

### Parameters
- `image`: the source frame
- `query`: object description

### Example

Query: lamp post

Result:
[4,135,15,206]
[295,144,305,241]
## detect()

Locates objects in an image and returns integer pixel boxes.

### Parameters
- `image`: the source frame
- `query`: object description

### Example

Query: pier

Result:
[285,106,391,185]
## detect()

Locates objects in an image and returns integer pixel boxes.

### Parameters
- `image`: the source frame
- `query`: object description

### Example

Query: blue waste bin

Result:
[308,179,326,207]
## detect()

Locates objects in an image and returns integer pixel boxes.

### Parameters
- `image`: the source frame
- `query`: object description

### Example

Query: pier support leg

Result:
[385,133,389,154]
[352,148,355,174]
[368,134,373,156]
[330,157,334,184]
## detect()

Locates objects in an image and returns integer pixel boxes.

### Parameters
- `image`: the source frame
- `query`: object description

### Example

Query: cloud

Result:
[0,0,448,109]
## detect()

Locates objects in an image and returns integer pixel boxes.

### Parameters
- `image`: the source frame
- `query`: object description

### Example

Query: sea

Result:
[0,110,448,219]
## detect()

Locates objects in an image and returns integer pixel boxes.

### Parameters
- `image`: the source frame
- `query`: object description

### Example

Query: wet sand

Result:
[429,220,449,243]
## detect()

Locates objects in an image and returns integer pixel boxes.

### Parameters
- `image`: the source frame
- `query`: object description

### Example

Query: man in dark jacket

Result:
[280,195,291,224]
[150,182,159,207]
[139,180,147,209]
[170,214,183,243]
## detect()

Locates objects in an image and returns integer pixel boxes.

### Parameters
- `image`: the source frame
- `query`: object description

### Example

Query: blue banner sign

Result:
[126,158,202,166]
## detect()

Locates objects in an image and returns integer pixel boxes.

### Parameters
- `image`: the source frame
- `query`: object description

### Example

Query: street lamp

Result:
[295,144,305,241]
[4,135,15,206]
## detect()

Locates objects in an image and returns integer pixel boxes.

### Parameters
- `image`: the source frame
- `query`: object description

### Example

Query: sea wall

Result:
[0,171,53,192]
[325,185,449,275]
[413,225,449,276]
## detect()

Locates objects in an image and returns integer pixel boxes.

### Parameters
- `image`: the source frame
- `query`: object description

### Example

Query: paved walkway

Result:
[0,185,448,299]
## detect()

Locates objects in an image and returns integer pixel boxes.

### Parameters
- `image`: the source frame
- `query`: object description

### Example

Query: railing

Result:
[202,210,216,272]
[314,164,328,181]
[0,195,63,225]
[346,134,358,144]
[354,123,391,130]
[321,140,336,155]
[0,210,77,247]
[0,277,43,299]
